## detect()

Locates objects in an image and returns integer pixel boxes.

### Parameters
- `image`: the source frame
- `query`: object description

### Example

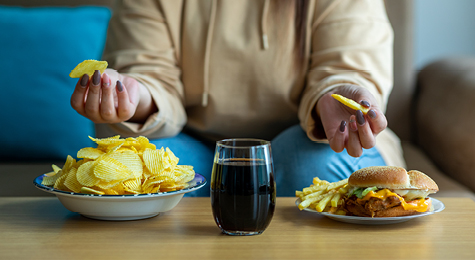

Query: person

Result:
[70,0,405,196]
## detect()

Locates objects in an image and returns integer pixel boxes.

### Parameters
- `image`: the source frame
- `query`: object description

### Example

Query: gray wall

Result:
[414,0,475,69]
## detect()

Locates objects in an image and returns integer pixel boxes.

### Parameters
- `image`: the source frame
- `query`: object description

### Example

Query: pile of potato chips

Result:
[42,136,195,195]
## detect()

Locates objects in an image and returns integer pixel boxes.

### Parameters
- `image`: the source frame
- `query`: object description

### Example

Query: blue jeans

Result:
[150,125,386,197]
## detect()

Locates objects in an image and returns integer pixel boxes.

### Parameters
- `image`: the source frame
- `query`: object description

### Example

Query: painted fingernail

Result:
[361,100,370,108]
[368,109,376,119]
[102,73,110,87]
[80,74,89,87]
[356,110,365,125]
[116,80,124,92]
[339,121,346,132]
[349,116,357,131]
[92,70,101,85]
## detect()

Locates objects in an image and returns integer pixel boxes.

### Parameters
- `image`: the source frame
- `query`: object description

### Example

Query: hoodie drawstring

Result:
[202,0,217,107]
[261,0,270,50]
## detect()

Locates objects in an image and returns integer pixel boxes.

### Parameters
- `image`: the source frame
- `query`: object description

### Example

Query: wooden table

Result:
[0,197,474,260]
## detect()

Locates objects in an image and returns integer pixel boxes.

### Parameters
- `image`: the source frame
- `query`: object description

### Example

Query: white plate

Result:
[34,173,206,221]
[295,198,445,225]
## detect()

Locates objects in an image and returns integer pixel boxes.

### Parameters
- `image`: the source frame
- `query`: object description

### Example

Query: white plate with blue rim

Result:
[34,173,206,221]
[295,198,445,225]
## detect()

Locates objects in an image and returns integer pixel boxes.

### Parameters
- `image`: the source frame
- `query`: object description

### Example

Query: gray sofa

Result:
[385,0,475,199]
[1,0,474,199]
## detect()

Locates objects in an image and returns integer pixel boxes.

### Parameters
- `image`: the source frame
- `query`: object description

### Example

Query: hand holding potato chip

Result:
[69,60,157,125]
[69,60,108,78]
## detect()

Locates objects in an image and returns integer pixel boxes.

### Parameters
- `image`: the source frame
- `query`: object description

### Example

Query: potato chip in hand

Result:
[69,59,108,78]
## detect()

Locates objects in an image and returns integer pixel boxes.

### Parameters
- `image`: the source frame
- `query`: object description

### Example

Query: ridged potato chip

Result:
[77,161,101,187]
[64,167,82,193]
[160,182,187,192]
[69,60,108,78]
[108,150,143,178]
[143,147,179,176]
[135,136,157,153]
[41,169,59,186]
[143,166,153,179]
[62,155,76,173]
[142,148,165,176]
[173,165,195,184]
[77,147,105,160]
[94,156,134,182]
[95,179,122,189]
[110,183,126,194]
[142,177,166,192]
[149,186,161,193]
[101,188,120,195]
[54,172,69,191]
[164,148,179,171]
[80,187,105,195]
[122,178,142,193]
[89,136,122,151]
[52,164,62,174]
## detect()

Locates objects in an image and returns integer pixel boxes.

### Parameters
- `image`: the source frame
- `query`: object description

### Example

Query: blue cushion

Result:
[0,6,111,161]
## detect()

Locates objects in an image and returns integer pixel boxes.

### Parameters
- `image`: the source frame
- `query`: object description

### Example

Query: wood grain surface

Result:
[0,197,473,260]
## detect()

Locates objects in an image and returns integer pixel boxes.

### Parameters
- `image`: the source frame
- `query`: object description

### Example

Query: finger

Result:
[329,121,347,153]
[124,77,140,106]
[116,80,135,121]
[70,74,89,115]
[360,100,370,108]
[367,109,387,135]
[84,70,102,121]
[356,110,375,149]
[100,73,117,122]
[347,115,363,157]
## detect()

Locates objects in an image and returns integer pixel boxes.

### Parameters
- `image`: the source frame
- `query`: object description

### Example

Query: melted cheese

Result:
[360,189,429,212]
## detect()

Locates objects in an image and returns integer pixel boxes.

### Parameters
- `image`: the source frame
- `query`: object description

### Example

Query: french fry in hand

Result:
[331,94,370,114]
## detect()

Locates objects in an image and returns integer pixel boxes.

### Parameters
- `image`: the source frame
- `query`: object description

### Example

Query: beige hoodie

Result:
[97,0,405,167]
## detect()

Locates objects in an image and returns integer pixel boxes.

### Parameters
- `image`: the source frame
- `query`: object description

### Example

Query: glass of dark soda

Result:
[211,139,276,236]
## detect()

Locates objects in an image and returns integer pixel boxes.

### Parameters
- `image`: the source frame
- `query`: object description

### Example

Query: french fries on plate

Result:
[296,177,348,214]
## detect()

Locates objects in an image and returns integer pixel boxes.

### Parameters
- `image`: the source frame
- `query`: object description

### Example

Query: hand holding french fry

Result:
[315,84,388,158]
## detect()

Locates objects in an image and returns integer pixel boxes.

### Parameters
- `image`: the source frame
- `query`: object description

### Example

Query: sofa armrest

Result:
[415,57,475,193]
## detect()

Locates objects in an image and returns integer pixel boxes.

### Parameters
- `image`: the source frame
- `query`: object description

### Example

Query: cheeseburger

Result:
[344,166,439,217]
